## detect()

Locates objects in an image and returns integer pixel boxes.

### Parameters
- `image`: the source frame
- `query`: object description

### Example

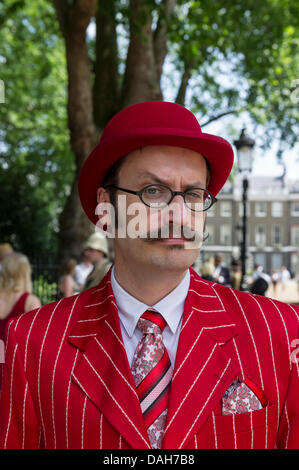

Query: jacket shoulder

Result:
[7,288,94,345]
[212,281,299,334]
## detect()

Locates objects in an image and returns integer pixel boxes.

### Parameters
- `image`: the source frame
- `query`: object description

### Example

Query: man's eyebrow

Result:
[136,171,205,188]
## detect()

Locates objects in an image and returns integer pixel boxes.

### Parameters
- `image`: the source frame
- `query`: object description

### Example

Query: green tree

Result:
[0,0,74,259]
[1,0,298,260]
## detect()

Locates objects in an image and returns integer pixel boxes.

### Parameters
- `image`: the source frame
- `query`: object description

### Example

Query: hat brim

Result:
[78,128,234,225]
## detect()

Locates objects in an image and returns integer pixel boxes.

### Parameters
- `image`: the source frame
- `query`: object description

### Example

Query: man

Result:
[74,250,93,291]
[213,254,231,286]
[0,101,298,449]
[82,232,111,290]
[250,264,271,296]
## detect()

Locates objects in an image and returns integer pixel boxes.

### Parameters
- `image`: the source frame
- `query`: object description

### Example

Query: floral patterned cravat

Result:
[131,309,173,449]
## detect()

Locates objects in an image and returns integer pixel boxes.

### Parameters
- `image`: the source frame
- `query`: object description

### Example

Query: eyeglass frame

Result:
[104,183,217,212]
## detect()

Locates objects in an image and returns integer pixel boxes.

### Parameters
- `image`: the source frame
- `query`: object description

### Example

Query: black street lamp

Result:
[234,129,255,291]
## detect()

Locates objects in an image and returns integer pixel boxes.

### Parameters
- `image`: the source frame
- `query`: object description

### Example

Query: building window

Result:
[205,224,214,245]
[291,202,299,217]
[255,224,266,247]
[271,202,283,217]
[239,202,250,217]
[291,226,299,246]
[255,202,267,217]
[207,204,216,217]
[254,253,266,267]
[220,224,231,244]
[272,225,282,245]
[220,201,231,217]
[272,253,283,271]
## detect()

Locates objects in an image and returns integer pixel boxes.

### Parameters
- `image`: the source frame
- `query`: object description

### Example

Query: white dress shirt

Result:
[110,266,190,368]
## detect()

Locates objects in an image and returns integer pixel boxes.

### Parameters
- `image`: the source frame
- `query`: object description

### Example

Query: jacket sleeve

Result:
[0,320,40,448]
[276,339,299,448]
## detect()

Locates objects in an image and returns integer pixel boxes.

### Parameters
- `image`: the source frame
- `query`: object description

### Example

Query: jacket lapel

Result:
[162,269,239,449]
[68,269,151,449]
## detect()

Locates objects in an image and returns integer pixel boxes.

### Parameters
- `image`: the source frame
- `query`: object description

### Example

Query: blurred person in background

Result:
[280,266,291,292]
[213,253,231,286]
[250,264,271,296]
[200,258,216,282]
[230,259,242,291]
[271,269,280,296]
[0,252,40,389]
[0,243,13,270]
[83,232,112,290]
[58,258,80,298]
[74,250,93,291]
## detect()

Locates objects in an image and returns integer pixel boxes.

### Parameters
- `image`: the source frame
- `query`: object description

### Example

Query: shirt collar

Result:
[110,266,190,337]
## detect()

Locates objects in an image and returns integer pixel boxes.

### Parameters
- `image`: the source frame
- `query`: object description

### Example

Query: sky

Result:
[205,119,298,179]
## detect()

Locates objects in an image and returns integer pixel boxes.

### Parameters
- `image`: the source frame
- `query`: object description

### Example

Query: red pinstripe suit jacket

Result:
[0,267,299,449]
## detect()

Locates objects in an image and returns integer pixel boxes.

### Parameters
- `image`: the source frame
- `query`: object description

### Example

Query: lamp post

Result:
[234,129,255,291]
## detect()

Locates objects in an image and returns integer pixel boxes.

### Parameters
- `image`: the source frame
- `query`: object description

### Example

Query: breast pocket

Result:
[213,403,278,449]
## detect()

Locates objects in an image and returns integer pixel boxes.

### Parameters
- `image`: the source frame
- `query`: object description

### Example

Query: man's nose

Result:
[162,193,190,226]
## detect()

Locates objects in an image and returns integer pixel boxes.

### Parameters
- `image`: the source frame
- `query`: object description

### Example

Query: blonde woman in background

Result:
[0,252,40,388]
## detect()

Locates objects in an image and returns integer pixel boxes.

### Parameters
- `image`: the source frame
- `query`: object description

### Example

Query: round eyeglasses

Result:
[104,184,217,212]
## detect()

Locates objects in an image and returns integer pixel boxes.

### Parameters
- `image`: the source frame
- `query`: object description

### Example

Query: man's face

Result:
[85,248,104,265]
[100,145,208,274]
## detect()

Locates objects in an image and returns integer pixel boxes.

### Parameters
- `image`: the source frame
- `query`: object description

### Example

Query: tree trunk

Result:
[121,0,162,107]
[53,0,98,262]
[53,0,175,262]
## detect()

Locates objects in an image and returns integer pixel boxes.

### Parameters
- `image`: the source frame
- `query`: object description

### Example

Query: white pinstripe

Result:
[265,406,268,449]
[119,434,122,449]
[24,308,41,372]
[188,289,217,298]
[179,309,194,333]
[283,405,290,449]
[94,337,138,396]
[100,413,103,449]
[78,315,107,323]
[179,359,231,449]
[51,295,79,448]
[232,413,237,449]
[250,295,280,431]
[230,289,264,389]
[69,333,97,339]
[104,320,126,349]
[79,355,150,448]
[194,434,198,448]
[209,284,226,311]
[212,412,218,449]
[91,280,112,294]
[288,303,299,322]
[4,344,18,448]
[81,395,87,449]
[173,325,235,381]
[165,343,218,432]
[192,306,225,313]
[250,411,253,449]
[66,349,79,449]
[232,337,245,380]
[268,298,292,370]
[22,383,28,449]
[37,300,62,449]
[85,294,114,308]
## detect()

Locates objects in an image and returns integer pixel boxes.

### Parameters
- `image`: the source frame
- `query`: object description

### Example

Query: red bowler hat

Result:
[78,101,234,225]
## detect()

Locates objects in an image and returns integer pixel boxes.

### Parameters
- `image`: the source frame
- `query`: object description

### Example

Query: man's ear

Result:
[95,187,115,236]
[97,187,110,204]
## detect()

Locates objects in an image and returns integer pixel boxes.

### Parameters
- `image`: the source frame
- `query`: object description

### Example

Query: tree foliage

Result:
[0,0,74,258]
[0,0,298,259]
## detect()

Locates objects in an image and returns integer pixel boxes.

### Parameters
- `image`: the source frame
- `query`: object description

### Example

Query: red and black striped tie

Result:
[131,309,173,449]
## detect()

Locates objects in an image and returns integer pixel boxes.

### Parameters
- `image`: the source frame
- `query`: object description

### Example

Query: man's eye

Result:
[187,191,203,199]
[144,186,163,196]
